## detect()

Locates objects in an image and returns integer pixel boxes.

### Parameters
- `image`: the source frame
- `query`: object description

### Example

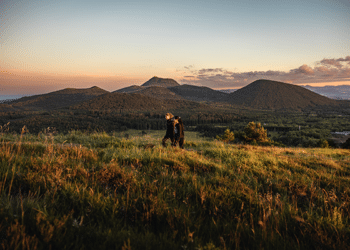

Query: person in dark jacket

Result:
[174,116,184,148]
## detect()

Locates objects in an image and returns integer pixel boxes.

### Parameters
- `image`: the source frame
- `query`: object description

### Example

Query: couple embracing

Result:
[162,113,184,148]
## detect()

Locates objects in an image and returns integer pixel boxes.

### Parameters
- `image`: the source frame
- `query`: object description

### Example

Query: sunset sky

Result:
[1,0,350,95]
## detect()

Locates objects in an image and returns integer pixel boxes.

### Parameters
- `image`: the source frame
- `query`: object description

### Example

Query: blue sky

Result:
[0,0,349,94]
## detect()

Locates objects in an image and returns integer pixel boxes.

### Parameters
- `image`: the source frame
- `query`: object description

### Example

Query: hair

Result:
[174,116,183,125]
[165,113,174,120]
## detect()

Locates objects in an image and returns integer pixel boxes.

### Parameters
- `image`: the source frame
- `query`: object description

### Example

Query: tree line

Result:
[1,109,349,148]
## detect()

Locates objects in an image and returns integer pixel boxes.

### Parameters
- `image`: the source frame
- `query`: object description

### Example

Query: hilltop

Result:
[227,79,339,110]
[141,76,180,87]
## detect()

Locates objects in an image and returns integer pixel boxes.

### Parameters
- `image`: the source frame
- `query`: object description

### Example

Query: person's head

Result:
[175,116,182,124]
[165,113,174,120]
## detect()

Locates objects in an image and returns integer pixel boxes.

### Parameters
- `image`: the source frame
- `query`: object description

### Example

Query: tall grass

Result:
[0,130,349,249]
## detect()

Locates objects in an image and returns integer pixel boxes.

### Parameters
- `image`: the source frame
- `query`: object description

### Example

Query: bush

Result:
[216,128,235,143]
[318,139,329,148]
[243,122,270,144]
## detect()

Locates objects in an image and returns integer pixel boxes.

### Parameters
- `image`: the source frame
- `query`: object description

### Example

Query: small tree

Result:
[243,122,270,144]
[216,128,235,143]
[318,139,329,148]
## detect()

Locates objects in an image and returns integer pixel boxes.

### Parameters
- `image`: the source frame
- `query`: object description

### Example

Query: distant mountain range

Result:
[1,77,349,112]
[114,77,228,102]
[302,85,350,100]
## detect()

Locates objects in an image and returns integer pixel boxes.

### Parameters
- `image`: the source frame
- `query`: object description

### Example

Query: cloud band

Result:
[180,56,350,88]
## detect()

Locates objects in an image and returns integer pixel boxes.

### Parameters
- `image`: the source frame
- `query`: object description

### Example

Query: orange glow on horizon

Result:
[295,81,350,87]
[213,80,350,90]
[0,68,150,95]
[0,68,187,84]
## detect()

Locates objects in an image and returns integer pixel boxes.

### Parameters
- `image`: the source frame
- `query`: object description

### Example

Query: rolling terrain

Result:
[1,77,348,112]
[1,77,350,135]
[114,78,228,102]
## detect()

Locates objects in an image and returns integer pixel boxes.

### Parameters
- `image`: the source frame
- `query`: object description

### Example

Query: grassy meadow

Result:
[0,129,349,249]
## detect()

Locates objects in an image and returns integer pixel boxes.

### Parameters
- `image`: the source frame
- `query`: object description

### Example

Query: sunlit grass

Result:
[0,130,349,249]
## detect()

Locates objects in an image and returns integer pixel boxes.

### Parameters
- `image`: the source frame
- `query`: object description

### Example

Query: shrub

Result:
[243,122,270,144]
[216,128,235,143]
[318,139,329,148]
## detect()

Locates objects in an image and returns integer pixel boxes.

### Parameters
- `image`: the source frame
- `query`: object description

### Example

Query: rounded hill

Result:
[6,86,109,110]
[228,79,339,110]
[141,76,180,87]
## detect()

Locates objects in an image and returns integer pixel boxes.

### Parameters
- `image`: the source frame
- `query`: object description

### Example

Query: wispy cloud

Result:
[319,56,350,68]
[179,56,350,88]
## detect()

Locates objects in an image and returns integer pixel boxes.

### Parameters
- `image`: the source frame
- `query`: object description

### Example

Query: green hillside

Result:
[134,86,184,100]
[114,85,144,93]
[1,131,349,249]
[70,92,206,111]
[168,84,229,102]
